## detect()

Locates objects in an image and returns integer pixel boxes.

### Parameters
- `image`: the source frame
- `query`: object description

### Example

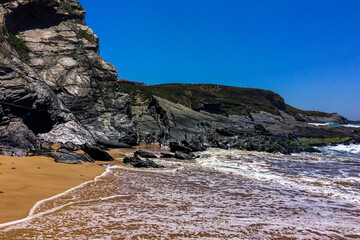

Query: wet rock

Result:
[134,150,157,158]
[180,138,207,152]
[160,152,174,158]
[123,157,164,168]
[220,135,319,154]
[96,139,132,148]
[169,142,192,154]
[174,151,195,160]
[83,145,114,161]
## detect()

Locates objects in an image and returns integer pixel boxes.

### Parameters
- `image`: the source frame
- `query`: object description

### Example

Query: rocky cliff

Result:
[120,84,359,148]
[119,83,348,124]
[0,0,136,156]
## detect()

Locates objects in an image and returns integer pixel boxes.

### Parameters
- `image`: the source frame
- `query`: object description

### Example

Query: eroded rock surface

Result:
[0,0,137,156]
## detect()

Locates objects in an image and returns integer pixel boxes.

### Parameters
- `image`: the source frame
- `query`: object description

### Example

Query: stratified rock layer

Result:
[0,0,136,155]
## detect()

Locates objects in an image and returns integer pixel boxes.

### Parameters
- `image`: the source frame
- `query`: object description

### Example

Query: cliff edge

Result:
[0,0,136,156]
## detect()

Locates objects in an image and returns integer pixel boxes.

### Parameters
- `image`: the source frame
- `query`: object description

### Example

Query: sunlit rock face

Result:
[0,0,136,156]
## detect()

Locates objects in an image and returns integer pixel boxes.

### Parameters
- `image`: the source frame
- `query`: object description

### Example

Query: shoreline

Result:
[0,155,111,224]
[0,146,148,225]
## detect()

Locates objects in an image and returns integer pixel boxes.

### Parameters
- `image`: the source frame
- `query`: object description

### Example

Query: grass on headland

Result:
[298,137,351,146]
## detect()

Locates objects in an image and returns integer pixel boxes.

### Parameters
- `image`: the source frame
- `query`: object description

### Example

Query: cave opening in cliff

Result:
[4,2,67,35]
[6,104,55,135]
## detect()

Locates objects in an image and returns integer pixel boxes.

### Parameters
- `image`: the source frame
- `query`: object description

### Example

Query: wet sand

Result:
[0,155,107,224]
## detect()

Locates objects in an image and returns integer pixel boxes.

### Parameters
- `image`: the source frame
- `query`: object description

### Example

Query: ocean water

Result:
[309,122,360,128]
[0,146,359,239]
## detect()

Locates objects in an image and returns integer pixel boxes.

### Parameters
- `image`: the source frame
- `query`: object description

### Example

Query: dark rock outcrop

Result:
[0,121,38,156]
[169,142,193,154]
[123,156,164,168]
[96,139,132,148]
[83,145,114,161]
[160,152,174,158]
[51,152,85,164]
[134,150,157,158]
[174,151,195,160]
[134,97,326,154]
[135,96,243,146]
[30,147,95,164]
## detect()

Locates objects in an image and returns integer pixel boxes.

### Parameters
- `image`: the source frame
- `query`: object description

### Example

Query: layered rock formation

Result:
[120,83,348,124]
[121,84,359,151]
[0,0,136,156]
[135,96,244,144]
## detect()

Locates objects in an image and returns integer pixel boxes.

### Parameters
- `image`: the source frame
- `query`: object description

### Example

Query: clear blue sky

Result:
[78,0,360,120]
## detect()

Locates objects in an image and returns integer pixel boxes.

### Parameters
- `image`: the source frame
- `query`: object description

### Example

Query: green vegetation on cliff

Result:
[298,137,351,146]
[119,83,333,119]
[2,26,30,59]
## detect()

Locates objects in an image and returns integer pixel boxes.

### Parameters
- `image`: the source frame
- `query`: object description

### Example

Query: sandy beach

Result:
[0,155,107,224]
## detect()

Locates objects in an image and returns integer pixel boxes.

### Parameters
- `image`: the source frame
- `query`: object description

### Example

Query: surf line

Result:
[0,165,120,230]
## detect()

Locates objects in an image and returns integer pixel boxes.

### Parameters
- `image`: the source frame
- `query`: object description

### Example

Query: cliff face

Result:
[0,0,136,156]
[119,83,348,124]
[120,84,357,146]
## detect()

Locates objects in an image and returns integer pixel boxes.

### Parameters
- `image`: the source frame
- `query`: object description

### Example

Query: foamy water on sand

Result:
[0,148,359,239]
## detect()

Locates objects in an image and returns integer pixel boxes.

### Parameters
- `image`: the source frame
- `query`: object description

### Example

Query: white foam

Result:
[308,123,328,126]
[0,165,120,229]
[321,144,360,155]
[343,124,360,128]
[196,149,360,205]
[308,122,360,128]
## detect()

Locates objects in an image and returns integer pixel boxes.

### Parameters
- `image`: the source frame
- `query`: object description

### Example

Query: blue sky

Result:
[78,0,360,120]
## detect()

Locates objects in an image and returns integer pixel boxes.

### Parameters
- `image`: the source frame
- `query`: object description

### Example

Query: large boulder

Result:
[0,121,39,156]
[169,142,193,154]
[134,150,157,158]
[123,156,164,168]
[83,145,114,161]
[174,151,195,160]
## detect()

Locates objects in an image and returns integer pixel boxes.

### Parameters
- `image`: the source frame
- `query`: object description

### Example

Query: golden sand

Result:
[0,145,155,224]
[0,155,107,224]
